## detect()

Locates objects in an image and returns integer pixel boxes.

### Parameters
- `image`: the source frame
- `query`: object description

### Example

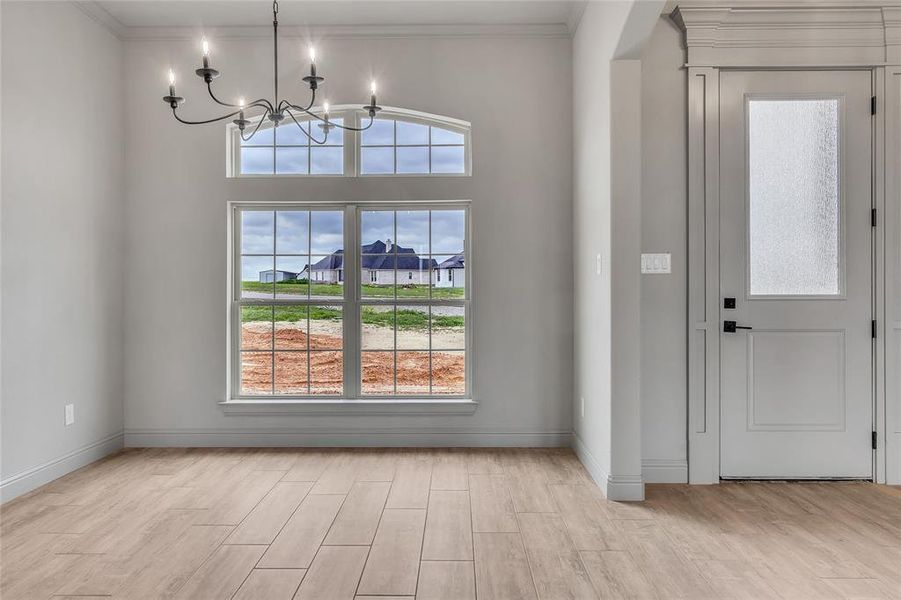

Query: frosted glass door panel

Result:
[748,99,841,296]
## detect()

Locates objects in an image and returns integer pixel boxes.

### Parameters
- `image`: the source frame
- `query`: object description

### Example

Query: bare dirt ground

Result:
[241,322,464,394]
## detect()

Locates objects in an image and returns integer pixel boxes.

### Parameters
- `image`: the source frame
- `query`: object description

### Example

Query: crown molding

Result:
[566,1,588,35]
[77,20,570,43]
[125,23,571,41]
[668,0,901,9]
[671,3,901,66]
[73,1,128,40]
[886,7,901,60]
[73,1,573,41]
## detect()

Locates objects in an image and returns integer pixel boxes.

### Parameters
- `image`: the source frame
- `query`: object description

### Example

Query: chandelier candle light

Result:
[162,0,381,143]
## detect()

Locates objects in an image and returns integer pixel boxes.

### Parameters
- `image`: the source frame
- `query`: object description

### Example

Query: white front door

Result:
[719,70,873,479]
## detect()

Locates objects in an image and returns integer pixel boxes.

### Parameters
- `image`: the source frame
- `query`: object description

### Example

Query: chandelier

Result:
[162,0,380,143]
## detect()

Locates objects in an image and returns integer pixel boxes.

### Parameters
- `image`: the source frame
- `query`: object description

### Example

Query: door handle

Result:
[723,320,752,333]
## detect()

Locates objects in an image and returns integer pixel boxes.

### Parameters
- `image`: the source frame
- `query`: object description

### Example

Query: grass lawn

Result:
[241,305,463,330]
[242,280,464,299]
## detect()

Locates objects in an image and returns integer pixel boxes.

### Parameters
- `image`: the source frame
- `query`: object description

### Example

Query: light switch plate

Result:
[641,253,671,274]
[65,404,75,426]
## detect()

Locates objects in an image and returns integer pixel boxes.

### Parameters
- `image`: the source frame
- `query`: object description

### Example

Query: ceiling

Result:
[91,1,584,30]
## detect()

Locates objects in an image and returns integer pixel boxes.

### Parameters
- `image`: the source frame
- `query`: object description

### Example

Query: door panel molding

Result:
[687,66,722,483]
[675,3,898,484]
[746,330,847,432]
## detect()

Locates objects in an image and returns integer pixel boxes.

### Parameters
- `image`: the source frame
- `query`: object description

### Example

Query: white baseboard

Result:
[642,458,689,483]
[571,431,645,501]
[124,428,571,448]
[0,431,124,503]
[606,474,645,501]
[571,431,609,489]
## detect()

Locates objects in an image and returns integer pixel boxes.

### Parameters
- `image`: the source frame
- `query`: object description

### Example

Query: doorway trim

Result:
[673,3,901,485]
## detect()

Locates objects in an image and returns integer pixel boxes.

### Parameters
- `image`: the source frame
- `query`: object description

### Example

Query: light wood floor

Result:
[2,448,900,599]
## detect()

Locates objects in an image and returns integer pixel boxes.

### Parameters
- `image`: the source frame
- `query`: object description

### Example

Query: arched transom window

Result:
[228,107,470,177]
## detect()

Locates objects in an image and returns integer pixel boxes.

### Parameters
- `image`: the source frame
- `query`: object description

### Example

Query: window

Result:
[748,98,841,296]
[232,204,469,399]
[229,107,470,177]
[360,118,467,175]
[236,209,345,396]
[240,119,345,175]
[359,209,467,396]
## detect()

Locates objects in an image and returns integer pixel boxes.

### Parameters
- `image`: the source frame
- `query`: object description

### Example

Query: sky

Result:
[240,118,465,175]
[241,209,465,280]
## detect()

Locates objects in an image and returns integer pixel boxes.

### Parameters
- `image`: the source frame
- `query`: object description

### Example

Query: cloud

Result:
[242,208,465,263]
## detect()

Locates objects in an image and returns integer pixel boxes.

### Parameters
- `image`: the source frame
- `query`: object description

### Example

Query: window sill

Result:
[219,399,478,416]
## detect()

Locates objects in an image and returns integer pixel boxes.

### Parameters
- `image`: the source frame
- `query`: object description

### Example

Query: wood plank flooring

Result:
[2,448,901,599]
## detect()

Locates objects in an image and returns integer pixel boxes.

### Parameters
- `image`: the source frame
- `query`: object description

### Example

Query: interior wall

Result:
[639,16,689,482]
[122,34,574,444]
[1,1,125,500]
[571,0,633,486]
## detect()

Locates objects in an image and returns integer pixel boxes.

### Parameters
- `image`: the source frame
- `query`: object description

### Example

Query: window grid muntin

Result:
[360,119,466,175]
[232,203,469,400]
[357,208,466,397]
[237,208,346,397]
[238,118,346,176]
[231,109,470,178]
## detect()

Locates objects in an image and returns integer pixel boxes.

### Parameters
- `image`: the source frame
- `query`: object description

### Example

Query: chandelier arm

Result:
[352,115,376,132]
[207,82,274,113]
[284,105,376,132]
[284,107,328,145]
[240,112,270,142]
[172,106,263,126]
[279,88,316,114]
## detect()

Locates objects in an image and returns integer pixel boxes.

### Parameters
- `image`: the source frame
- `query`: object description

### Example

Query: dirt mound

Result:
[242,323,342,350]
[241,324,464,395]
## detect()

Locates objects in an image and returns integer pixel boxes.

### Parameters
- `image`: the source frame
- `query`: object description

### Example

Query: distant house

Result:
[306,239,437,285]
[303,252,344,284]
[435,254,465,288]
[259,269,299,283]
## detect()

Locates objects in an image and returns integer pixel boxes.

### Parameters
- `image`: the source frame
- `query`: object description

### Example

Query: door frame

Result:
[674,3,901,485]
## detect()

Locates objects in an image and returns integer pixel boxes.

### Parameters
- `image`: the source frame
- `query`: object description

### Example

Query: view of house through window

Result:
[234,205,468,398]
[359,209,466,395]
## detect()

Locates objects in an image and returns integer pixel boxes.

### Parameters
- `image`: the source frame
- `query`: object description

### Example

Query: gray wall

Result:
[573,2,673,497]
[122,34,574,443]
[572,0,633,481]
[639,17,688,480]
[1,2,125,499]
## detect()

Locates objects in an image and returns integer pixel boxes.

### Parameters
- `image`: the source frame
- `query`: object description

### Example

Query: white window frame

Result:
[227,106,472,178]
[224,201,474,415]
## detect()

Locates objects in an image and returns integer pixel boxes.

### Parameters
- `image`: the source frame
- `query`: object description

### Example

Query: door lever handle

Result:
[723,320,752,333]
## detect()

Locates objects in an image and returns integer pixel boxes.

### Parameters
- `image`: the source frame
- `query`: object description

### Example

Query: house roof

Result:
[437,254,465,269]
[309,251,345,271]
[311,241,437,271]
[259,269,299,276]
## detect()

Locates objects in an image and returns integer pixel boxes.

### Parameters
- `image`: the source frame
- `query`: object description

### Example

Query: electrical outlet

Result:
[580,396,585,418]
[596,253,602,275]
[65,404,75,426]
[641,253,671,274]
